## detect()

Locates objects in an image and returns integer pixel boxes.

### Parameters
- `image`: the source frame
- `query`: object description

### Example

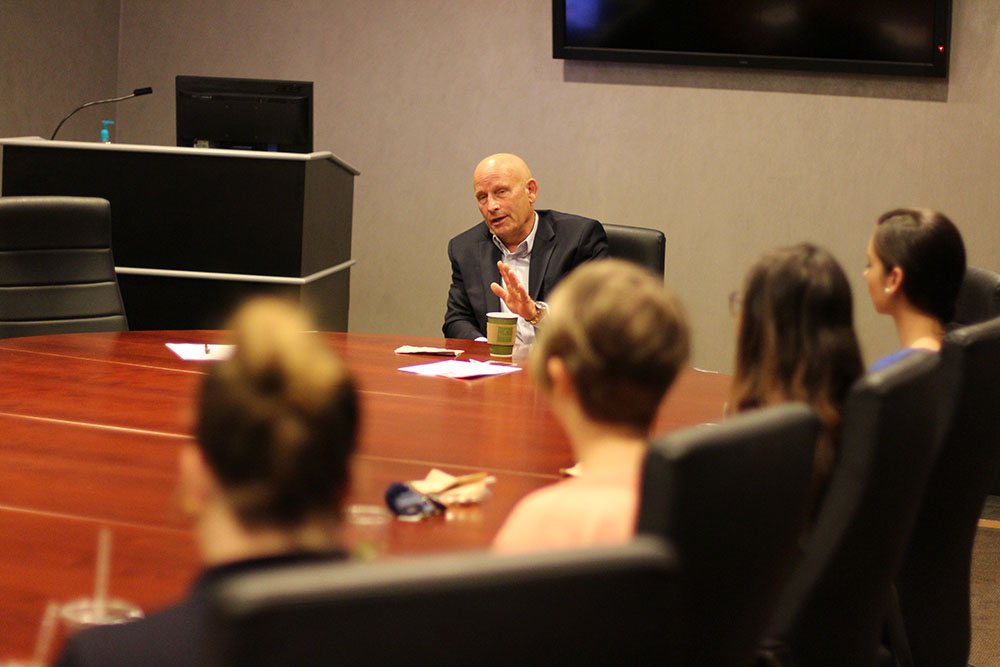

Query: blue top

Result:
[869,347,921,373]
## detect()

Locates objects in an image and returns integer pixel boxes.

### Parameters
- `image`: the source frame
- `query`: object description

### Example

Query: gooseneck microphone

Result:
[50,87,153,140]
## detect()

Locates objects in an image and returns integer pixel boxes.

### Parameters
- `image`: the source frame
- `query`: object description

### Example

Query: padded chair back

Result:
[952,265,1000,327]
[602,223,666,275]
[0,196,127,338]
[950,266,1000,496]
[893,316,1000,667]
[636,403,820,666]
[206,538,679,666]
[764,351,942,666]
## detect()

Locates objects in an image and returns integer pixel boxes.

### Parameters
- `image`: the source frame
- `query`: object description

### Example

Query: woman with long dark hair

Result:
[729,243,864,512]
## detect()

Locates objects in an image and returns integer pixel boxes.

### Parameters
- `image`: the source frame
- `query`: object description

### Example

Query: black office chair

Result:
[948,265,1000,496]
[952,265,1000,327]
[205,538,680,666]
[0,196,127,338]
[888,316,1000,667]
[636,403,821,666]
[761,351,942,666]
[602,223,666,276]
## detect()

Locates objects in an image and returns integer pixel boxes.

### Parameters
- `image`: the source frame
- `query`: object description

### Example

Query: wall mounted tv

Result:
[176,75,313,153]
[553,1,952,78]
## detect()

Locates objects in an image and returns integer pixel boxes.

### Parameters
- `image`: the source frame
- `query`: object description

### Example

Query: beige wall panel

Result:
[0,0,120,142]
[8,0,994,373]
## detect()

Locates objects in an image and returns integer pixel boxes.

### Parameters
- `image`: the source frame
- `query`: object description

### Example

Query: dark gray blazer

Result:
[55,552,346,667]
[443,209,608,339]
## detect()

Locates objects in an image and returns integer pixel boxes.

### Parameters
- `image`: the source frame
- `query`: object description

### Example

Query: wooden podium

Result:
[0,137,358,331]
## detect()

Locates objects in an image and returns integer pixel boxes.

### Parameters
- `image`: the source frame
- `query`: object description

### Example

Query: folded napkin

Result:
[409,468,495,505]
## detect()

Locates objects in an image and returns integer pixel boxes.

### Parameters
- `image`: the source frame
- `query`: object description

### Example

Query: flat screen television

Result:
[176,75,313,153]
[553,1,952,78]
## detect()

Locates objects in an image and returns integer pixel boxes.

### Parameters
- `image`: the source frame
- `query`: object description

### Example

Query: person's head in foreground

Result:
[181,296,359,564]
[864,207,966,352]
[491,259,689,554]
[730,243,864,506]
[54,298,360,667]
[531,258,690,442]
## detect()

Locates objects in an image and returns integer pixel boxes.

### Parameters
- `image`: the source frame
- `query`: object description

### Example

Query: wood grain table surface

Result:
[0,331,730,658]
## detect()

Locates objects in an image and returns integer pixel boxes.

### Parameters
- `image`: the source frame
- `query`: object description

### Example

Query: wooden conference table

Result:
[0,331,729,657]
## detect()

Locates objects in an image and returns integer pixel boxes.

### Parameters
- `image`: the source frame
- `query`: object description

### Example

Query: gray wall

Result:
[0,0,120,142]
[5,1,1000,371]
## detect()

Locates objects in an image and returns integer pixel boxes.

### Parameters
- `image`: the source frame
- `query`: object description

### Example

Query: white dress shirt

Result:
[491,212,540,345]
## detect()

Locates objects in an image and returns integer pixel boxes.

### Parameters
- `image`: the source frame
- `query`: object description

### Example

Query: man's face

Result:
[474,161,537,249]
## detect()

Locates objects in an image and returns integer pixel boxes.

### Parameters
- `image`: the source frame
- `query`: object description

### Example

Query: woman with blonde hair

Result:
[58,297,358,666]
[493,259,690,553]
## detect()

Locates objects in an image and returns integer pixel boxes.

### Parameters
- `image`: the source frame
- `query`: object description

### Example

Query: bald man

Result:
[443,154,608,343]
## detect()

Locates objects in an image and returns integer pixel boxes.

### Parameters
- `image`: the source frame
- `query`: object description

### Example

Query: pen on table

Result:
[204,343,210,354]
[471,358,511,366]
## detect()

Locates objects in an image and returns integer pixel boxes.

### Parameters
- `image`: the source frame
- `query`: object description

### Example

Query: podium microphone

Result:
[50,87,153,141]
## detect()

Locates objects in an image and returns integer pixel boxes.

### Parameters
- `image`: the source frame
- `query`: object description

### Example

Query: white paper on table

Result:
[165,343,235,361]
[393,345,463,357]
[397,359,521,379]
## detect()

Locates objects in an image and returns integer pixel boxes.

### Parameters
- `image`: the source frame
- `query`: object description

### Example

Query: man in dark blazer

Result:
[443,154,608,341]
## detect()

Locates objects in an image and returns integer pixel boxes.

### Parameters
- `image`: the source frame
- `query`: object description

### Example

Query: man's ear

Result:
[178,443,215,517]
[546,356,577,399]
[526,178,538,204]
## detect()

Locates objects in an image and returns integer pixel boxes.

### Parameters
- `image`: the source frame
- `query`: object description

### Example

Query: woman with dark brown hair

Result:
[730,243,864,511]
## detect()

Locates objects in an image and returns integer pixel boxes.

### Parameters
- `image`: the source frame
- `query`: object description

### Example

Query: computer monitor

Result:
[176,75,313,153]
